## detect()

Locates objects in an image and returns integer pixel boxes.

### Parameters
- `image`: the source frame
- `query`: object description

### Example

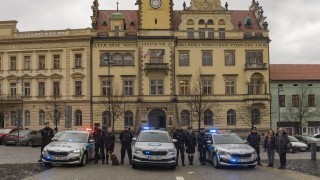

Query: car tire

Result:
[27,140,33,147]
[3,141,8,146]
[79,152,87,167]
[289,148,295,153]
[132,163,138,169]
[248,165,256,168]
[212,154,221,169]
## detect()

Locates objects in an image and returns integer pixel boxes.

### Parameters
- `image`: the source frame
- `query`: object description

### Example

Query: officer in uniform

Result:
[247,127,262,165]
[197,128,208,165]
[93,125,106,164]
[185,126,197,165]
[104,127,115,165]
[173,124,186,166]
[120,126,133,165]
[38,121,54,162]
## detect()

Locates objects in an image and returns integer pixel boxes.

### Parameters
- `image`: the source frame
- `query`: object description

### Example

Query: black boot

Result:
[188,156,191,165]
[190,156,193,165]
[182,158,185,166]
[106,155,109,165]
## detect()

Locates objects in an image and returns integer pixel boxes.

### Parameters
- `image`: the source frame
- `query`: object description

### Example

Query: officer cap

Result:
[251,127,257,130]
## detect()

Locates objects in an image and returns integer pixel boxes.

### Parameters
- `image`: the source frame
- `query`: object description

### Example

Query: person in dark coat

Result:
[173,124,186,166]
[119,126,133,165]
[93,125,106,164]
[263,129,276,167]
[247,127,262,165]
[197,128,208,165]
[104,127,115,164]
[38,121,54,162]
[185,126,197,165]
[275,128,290,169]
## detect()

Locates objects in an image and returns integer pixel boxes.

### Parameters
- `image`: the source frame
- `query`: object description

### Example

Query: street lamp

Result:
[16,77,24,145]
[277,84,283,127]
[102,52,113,131]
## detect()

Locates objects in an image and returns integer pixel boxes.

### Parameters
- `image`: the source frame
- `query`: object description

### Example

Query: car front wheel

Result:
[27,140,33,147]
[79,152,87,167]
[212,154,221,169]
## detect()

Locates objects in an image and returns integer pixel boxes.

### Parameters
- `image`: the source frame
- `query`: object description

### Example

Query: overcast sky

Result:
[1,0,320,64]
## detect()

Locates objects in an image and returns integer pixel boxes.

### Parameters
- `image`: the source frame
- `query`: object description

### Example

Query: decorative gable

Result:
[71,72,85,79]
[49,73,63,79]
[34,74,48,79]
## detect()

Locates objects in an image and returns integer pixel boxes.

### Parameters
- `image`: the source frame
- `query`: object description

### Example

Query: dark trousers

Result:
[199,148,206,164]
[40,143,49,160]
[105,146,115,163]
[95,143,105,163]
[254,146,260,164]
[120,144,132,163]
[176,145,185,165]
[279,153,286,167]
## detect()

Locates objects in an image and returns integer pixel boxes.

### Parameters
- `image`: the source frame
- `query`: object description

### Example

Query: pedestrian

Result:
[93,125,105,164]
[119,126,133,165]
[197,128,208,165]
[104,127,115,165]
[173,124,186,166]
[185,126,197,165]
[263,129,276,167]
[38,121,54,162]
[247,127,262,165]
[275,128,290,169]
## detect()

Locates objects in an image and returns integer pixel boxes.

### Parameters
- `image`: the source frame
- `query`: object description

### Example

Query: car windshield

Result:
[304,136,320,142]
[138,132,170,143]
[213,135,244,144]
[54,131,64,138]
[289,136,299,142]
[0,129,11,134]
[10,130,30,136]
[57,132,88,143]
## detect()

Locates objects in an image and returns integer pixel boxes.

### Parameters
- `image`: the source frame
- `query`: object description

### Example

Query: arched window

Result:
[75,110,82,126]
[198,19,205,25]
[207,19,214,25]
[24,110,30,126]
[10,111,16,126]
[227,109,236,125]
[249,73,263,95]
[102,111,111,127]
[39,110,45,126]
[187,19,194,25]
[124,53,134,66]
[252,109,260,125]
[204,109,213,125]
[112,53,123,66]
[181,110,190,125]
[124,111,134,126]
[218,19,226,25]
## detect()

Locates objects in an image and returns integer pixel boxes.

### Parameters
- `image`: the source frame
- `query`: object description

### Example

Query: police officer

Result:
[247,127,262,165]
[173,124,186,166]
[104,127,115,165]
[93,125,106,164]
[197,128,208,165]
[38,121,54,162]
[185,126,197,165]
[120,126,133,165]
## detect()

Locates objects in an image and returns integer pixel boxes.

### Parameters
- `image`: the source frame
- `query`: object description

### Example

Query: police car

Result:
[132,128,177,170]
[206,130,258,168]
[42,130,95,167]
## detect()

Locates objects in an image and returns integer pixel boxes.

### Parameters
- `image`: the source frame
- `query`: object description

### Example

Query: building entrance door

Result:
[148,109,166,129]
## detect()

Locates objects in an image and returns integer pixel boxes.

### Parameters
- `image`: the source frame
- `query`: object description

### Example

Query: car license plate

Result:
[53,157,64,160]
[301,148,306,151]
[148,156,162,160]
[237,159,249,162]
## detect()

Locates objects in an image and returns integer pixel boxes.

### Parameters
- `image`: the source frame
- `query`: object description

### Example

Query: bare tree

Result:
[238,102,268,128]
[44,95,66,132]
[282,83,319,135]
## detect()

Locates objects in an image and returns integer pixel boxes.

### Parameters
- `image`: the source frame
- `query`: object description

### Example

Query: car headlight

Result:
[134,147,143,151]
[42,148,48,152]
[70,149,81,154]
[218,150,229,155]
[168,148,175,152]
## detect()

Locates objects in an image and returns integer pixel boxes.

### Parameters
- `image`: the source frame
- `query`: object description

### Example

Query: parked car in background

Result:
[3,130,42,147]
[0,128,22,145]
[313,133,320,139]
[293,135,320,151]
[287,136,308,153]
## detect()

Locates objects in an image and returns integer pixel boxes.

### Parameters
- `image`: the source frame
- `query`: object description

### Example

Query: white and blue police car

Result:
[206,129,258,168]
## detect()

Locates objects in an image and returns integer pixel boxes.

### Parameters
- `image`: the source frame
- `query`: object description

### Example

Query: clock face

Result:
[150,0,162,9]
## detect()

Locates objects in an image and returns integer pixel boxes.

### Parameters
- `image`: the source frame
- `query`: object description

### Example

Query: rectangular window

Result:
[225,80,236,95]
[24,83,30,96]
[279,95,285,107]
[10,83,16,95]
[38,82,45,96]
[53,55,60,69]
[10,56,17,70]
[115,26,120,37]
[203,79,212,95]
[24,56,31,70]
[149,49,164,64]
[179,80,189,95]
[202,51,213,66]
[150,79,164,95]
[75,54,82,68]
[246,51,263,64]
[102,80,112,96]
[208,28,214,39]
[75,81,82,95]
[53,82,60,96]
[187,28,194,39]
[38,55,45,69]
[219,28,225,39]
[124,80,133,96]
[308,94,315,107]
[179,51,189,66]
[0,56,2,70]
[292,95,299,107]
[199,28,205,39]
[225,51,235,66]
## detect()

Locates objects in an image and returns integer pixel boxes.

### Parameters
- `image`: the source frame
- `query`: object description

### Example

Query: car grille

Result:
[231,153,252,158]
[142,150,167,156]
[48,151,69,156]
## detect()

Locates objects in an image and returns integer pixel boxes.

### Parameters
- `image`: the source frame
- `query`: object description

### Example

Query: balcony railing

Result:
[245,63,268,70]
[0,94,22,101]
[144,63,169,70]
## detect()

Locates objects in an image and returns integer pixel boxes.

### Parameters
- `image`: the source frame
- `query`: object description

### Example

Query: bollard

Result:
[310,143,317,161]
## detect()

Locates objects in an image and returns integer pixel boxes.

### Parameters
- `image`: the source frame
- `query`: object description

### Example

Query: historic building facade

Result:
[270,64,320,136]
[91,0,271,134]
[0,21,91,131]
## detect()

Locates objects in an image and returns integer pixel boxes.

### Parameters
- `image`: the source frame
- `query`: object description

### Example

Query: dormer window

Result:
[244,16,253,28]
[115,26,120,37]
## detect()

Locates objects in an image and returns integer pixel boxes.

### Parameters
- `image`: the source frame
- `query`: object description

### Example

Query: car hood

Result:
[291,142,308,147]
[45,141,87,152]
[134,142,175,150]
[215,144,255,154]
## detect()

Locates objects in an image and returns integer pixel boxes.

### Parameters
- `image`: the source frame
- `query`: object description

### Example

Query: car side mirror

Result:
[243,140,248,144]
[52,137,57,141]
[172,139,177,143]
[206,141,212,144]
[132,138,137,141]
[89,139,95,143]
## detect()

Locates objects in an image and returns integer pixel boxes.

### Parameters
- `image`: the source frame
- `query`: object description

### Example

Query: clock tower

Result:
[138,0,173,30]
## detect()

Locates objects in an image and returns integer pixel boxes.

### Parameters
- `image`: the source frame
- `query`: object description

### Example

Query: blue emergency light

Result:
[209,129,217,133]
[143,127,150,130]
